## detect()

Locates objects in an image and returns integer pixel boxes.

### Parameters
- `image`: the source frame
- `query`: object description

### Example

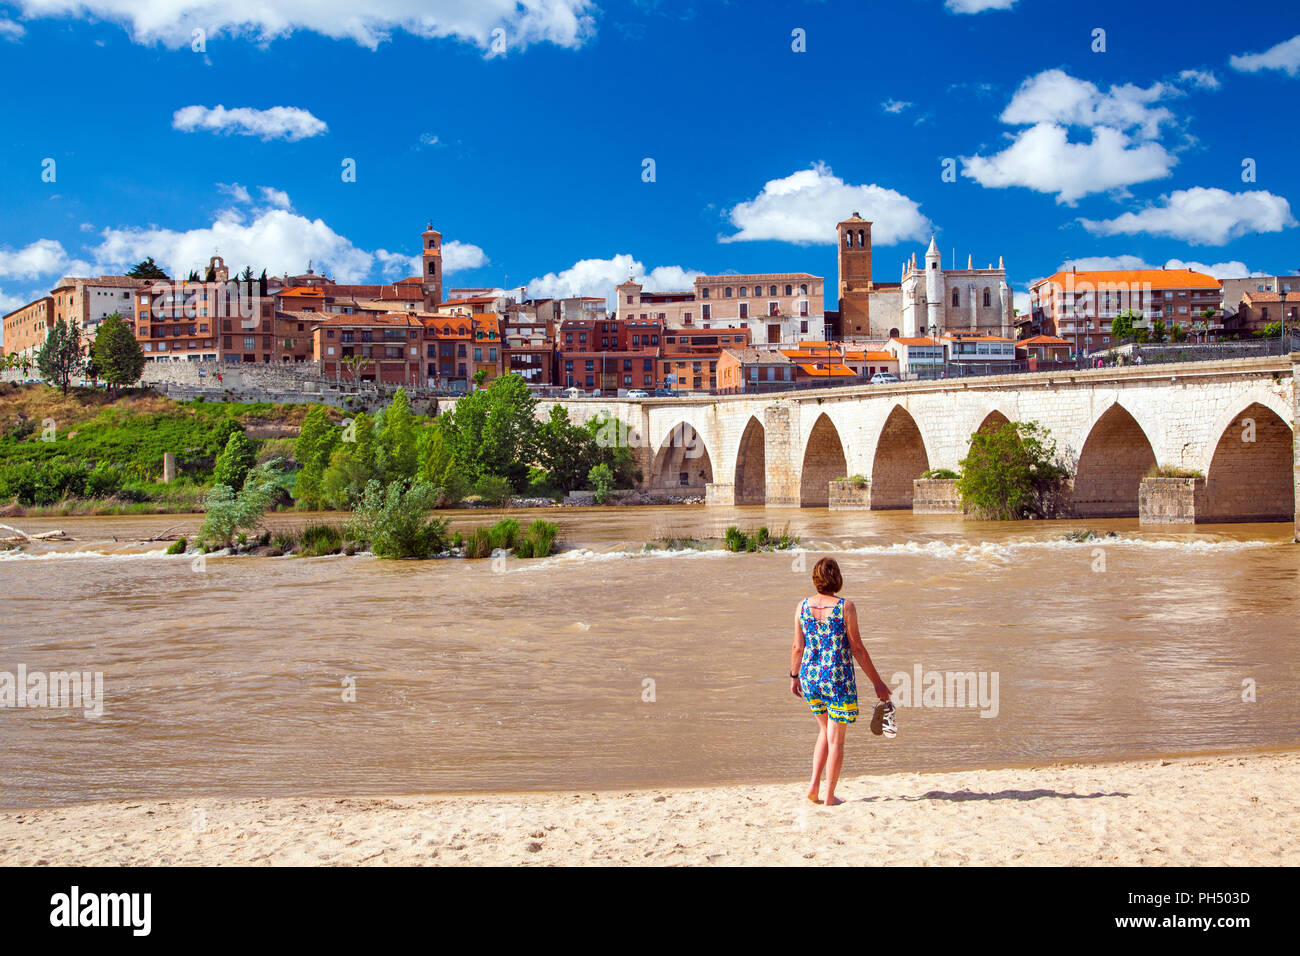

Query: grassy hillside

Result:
[0,384,339,513]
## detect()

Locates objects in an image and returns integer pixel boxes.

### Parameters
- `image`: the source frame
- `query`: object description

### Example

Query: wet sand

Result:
[2,750,1294,866]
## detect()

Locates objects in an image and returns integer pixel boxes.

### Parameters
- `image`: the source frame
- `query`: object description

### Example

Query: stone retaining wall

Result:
[912,478,962,514]
[1138,476,1206,524]
[828,479,871,511]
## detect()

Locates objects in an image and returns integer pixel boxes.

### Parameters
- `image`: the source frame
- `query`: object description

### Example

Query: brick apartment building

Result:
[1029,267,1222,352]
[313,312,423,385]
[133,256,277,364]
[50,275,142,349]
[1,296,54,360]
[658,327,752,392]
[615,272,824,345]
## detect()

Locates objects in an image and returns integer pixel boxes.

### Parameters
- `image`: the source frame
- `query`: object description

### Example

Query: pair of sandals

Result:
[870,700,898,738]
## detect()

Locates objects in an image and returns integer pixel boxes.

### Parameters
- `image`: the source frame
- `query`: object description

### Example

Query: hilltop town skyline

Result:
[2,0,1299,324]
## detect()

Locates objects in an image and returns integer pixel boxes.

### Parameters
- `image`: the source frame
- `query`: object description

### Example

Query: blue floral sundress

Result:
[798,598,858,724]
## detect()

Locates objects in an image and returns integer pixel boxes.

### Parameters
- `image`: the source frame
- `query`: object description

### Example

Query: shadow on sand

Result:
[859,788,1131,803]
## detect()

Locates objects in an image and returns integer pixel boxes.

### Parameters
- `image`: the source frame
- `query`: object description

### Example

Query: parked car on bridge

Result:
[626,389,649,398]
[869,371,900,385]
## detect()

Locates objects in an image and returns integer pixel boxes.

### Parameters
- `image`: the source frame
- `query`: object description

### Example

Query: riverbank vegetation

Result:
[957,420,1070,520]
[724,524,799,553]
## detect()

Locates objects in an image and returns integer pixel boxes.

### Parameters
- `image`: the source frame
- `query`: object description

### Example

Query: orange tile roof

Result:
[889,336,941,346]
[795,363,856,377]
[1037,269,1221,290]
[279,287,325,297]
[1017,335,1072,345]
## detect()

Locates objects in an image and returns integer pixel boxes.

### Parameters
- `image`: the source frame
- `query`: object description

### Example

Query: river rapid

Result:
[1,506,1297,808]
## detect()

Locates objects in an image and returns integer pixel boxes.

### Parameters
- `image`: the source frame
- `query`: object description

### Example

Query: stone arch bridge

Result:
[540,356,1299,534]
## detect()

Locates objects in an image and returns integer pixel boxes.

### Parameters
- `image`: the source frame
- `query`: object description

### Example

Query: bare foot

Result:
[806,792,822,804]
[824,795,844,807]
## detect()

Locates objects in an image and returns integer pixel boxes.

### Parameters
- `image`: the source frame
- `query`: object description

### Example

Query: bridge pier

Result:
[1294,356,1300,542]
[762,405,801,507]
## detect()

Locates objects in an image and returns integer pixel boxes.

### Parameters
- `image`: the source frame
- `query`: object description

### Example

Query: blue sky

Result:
[2,0,1299,332]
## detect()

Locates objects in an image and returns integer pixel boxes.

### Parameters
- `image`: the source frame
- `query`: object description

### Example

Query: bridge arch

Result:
[734,416,767,505]
[1203,401,1294,522]
[871,405,931,508]
[649,421,714,497]
[800,412,848,507]
[1072,403,1157,517]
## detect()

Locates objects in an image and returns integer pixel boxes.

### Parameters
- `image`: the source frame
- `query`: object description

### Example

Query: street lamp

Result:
[1280,287,1288,356]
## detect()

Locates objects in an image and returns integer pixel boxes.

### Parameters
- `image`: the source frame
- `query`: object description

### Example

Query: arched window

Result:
[800,284,808,294]
[983,288,991,308]
[739,287,747,297]
[784,284,792,296]
[769,285,777,296]
[952,289,960,307]
[857,229,865,248]
[428,262,436,274]
[725,287,733,298]
[702,287,710,299]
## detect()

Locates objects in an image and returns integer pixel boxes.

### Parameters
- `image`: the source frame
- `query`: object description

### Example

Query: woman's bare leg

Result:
[807,713,828,802]
[825,720,848,805]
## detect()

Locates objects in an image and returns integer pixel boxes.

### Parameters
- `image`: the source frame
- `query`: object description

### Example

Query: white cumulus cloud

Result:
[1058,254,1259,280]
[1230,34,1300,77]
[962,124,1176,205]
[10,0,596,53]
[527,255,701,310]
[259,186,291,209]
[1000,69,1175,140]
[721,162,931,246]
[881,99,912,114]
[0,238,88,280]
[1079,187,1297,245]
[172,104,328,141]
[945,0,1016,12]
[0,17,24,38]
[1176,69,1220,91]
[372,239,487,280]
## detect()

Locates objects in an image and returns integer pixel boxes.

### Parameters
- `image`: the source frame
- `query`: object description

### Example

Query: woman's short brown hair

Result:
[812,557,842,595]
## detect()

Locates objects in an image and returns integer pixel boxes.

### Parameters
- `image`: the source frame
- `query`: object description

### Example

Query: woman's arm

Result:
[844,600,891,701]
[790,608,805,698]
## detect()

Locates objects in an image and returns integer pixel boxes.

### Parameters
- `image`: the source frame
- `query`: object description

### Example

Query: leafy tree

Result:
[199,460,280,548]
[473,368,487,388]
[213,430,257,491]
[293,405,341,509]
[536,405,596,493]
[92,312,146,392]
[417,423,468,505]
[1255,321,1282,338]
[956,421,1069,520]
[127,257,168,280]
[320,413,379,509]
[374,388,418,480]
[585,415,642,488]
[346,479,449,558]
[1150,318,1167,343]
[1170,323,1187,342]
[1111,309,1140,340]
[439,373,537,488]
[36,318,83,394]
[588,462,614,504]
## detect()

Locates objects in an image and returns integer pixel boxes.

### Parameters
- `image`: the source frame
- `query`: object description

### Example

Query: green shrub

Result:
[472,474,513,507]
[724,523,798,553]
[84,462,124,498]
[525,465,558,499]
[724,526,746,552]
[956,421,1070,520]
[922,468,961,480]
[514,519,559,558]
[165,537,187,555]
[462,526,494,559]
[213,430,257,491]
[298,522,345,556]
[271,529,299,553]
[588,462,614,504]
[345,480,448,559]
[487,518,519,551]
[198,461,281,548]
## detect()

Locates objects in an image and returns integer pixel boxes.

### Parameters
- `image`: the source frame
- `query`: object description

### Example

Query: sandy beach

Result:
[1,750,1295,866]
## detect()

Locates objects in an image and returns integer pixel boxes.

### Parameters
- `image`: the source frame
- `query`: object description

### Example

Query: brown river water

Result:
[1,506,1297,809]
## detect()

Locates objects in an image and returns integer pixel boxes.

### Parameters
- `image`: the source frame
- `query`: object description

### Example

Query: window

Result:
[785,285,792,296]
[952,289,960,307]
[243,337,256,350]
[800,321,808,334]
[489,348,497,361]
[725,287,732,298]
[739,287,747,297]
[702,288,710,299]
[474,347,482,361]
[702,305,711,320]
[983,288,991,308]
[739,303,749,319]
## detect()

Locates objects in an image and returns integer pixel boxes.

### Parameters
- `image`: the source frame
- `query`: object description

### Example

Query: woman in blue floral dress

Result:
[789,557,892,806]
